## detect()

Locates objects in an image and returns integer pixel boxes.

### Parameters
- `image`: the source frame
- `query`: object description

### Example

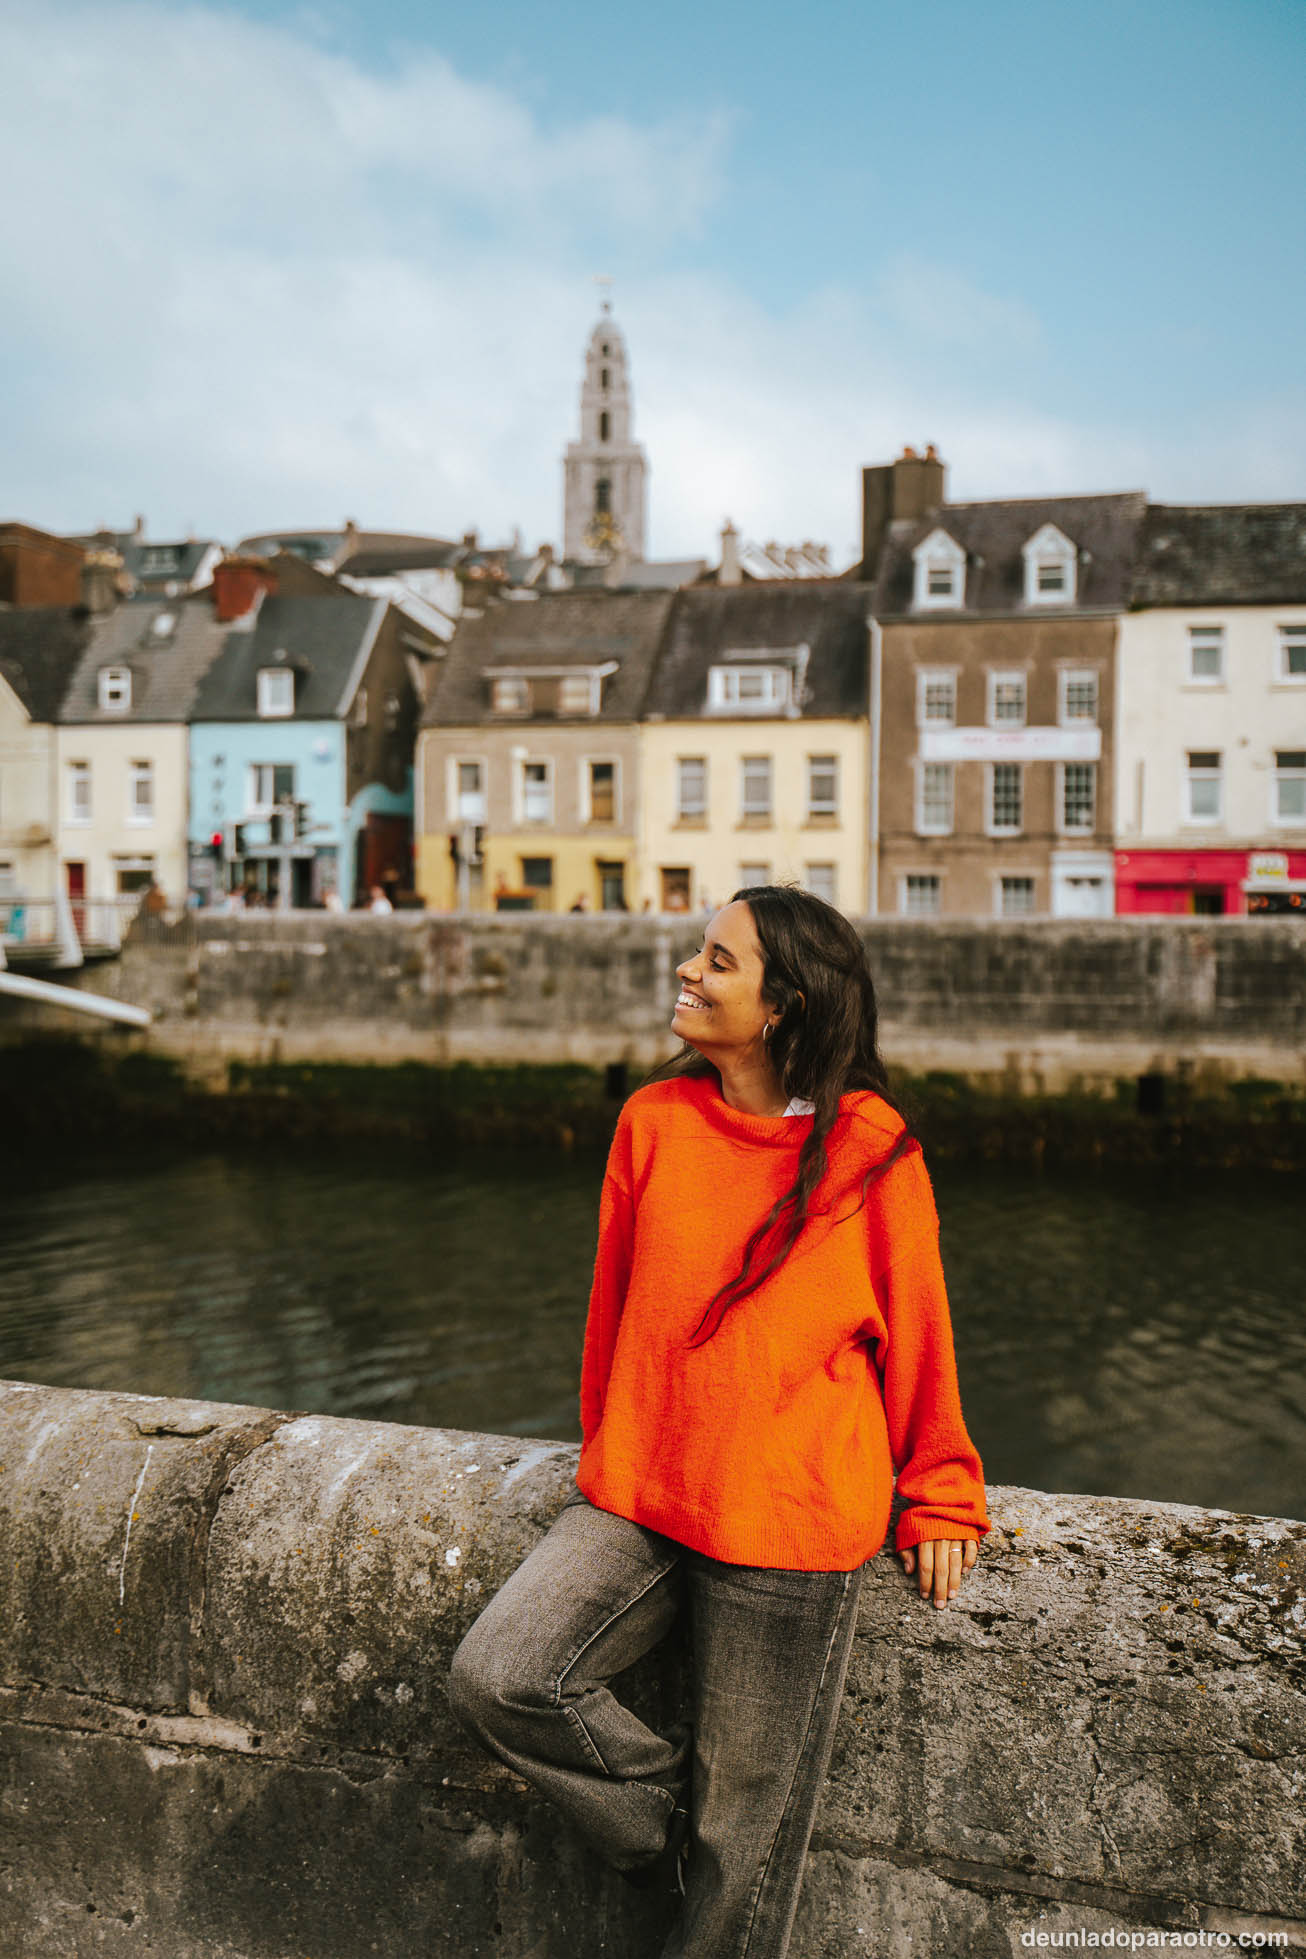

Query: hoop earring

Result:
[762,1024,772,1042]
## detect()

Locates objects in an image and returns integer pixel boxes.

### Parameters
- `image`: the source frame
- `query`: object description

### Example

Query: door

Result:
[65,861,86,941]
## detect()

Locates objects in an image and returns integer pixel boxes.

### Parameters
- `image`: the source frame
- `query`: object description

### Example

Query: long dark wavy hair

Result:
[643,884,917,1345]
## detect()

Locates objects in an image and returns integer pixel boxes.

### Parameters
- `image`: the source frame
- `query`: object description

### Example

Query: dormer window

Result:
[1022,524,1077,606]
[558,673,596,715]
[257,667,294,717]
[912,529,966,610]
[491,676,529,714]
[98,666,131,711]
[708,665,792,711]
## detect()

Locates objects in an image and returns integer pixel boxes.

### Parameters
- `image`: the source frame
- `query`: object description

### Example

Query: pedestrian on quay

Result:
[447,883,988,1957]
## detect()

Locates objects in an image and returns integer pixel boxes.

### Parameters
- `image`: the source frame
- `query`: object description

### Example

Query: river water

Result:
[1,1148,1302,1521]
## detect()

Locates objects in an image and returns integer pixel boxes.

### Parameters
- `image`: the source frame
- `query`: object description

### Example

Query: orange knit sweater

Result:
[576,1073,989,1571]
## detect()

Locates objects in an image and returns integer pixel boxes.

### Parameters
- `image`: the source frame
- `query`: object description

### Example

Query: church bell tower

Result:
[562,285,647,565]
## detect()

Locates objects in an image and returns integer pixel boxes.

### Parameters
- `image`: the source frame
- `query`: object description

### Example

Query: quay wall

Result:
[14,912,1306,1091]
[1,1378,1303,1958]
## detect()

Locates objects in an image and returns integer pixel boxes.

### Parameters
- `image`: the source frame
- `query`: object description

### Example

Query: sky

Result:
[2,0,1304,565]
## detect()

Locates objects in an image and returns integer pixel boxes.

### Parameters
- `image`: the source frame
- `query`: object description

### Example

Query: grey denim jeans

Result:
[447,1488,864,1959]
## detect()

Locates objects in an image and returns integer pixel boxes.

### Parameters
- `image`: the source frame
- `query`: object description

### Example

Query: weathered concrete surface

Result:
[1,1378,1303,1957]
[10,912,1306,1089]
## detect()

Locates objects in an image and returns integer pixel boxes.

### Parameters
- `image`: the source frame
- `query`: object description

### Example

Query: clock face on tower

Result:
[584,509,624,559]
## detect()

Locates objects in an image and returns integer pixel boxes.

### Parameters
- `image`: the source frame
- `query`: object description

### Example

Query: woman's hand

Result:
[898,1537,978,1609]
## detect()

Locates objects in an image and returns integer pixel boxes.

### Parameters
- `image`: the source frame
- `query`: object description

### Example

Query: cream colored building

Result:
[0,611,90,915]
[1115,505,1306,914]
[636,584,873,913]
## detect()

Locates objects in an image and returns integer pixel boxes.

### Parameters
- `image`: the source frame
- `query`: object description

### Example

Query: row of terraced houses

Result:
[2,448,1305,959]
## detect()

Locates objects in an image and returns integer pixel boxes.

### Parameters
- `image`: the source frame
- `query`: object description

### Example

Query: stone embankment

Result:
[2,1378,1303,1957]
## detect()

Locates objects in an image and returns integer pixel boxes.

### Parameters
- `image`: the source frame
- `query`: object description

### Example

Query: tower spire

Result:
[562,288,647,565]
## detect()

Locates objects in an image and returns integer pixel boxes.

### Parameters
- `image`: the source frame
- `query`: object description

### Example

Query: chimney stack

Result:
[719,520,742,586]
[860,444,946,579]
[81,549,125,614]
[211,555,277,624]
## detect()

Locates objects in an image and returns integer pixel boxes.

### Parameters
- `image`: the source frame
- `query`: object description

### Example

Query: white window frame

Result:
[581,756,621,824]
[98,666,132,712]
[1272,750,1306,827]
[675,755,708,821]
[916,669,957,727]
[900,873,942,917]
[247,762,296,816]
[1278,627,1306,684]
[912,529,966,610]
[1022,523,1077,606]
[448,756,487,824]
[257,667,294,717]
[987,671,1027,728]
[708,665,791,711]
[738,862,772,889]
[915,761,954,836]
[1184,750,1223,825]
[803,862,837,905]
[988,761,1024,836]
[1058,669,1099,726]
[127,759,154,827]
[518,757,554,825]
[805,753,839,819]
[558,672,598,716]
[112,852,156,895]
[1187,626,1225,686]
[740,755,773,821]
[1058,761,1096,835]
[996,874,1038,918]
[66,759,91,825]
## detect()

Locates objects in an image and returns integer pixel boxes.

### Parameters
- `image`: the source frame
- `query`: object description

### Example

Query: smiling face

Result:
[671,901,779,1061]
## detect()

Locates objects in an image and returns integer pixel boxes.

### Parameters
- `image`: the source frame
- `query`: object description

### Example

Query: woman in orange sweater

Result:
[449,885,987,1958]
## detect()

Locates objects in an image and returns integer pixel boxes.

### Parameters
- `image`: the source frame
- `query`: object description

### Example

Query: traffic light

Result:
[209,830,223,861]
[294,800,309,839]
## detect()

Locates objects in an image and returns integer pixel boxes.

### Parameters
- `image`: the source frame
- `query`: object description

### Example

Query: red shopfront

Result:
[1115,848,1306,916]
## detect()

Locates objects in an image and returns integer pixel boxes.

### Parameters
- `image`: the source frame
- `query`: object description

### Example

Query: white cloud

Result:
[1,1,1301,565]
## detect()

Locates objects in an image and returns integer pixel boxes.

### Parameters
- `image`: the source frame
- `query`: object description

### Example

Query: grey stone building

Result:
[562,293,648,566]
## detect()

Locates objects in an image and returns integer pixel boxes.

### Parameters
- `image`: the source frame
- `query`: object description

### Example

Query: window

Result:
[600,367,610,390]
[1060,762,1096,833]
[587,760,617,823]
[66,760,91,823]
[1059,670,1098,725]
[599,411,610,443]
[999,876,1036,917]
[806,754,838,819]
[113,855,155,895]
[1274,751,1306,824]
[740,755,773,820]
[912,529,966,610]
[250,763,295,812]
[1188,627,1224,683]
[521,759,553,823]
[128,760,154,825]
[454,760,485,823]
[804,863,837,905]
[257,667,294,717]
[916,670,956,726]
[1185,750,1222,822]
[557,673,594,715]
[595,478,611,514]
[738,862,772,889]
[98,666,131,711]
[902,874,941,917]
[676,756,707,820]
[1022,524,1077,606]
[597,860,626,909]
[140,546,177,574]
[520,856,553,891]
[708,665,791,711]
[988,672,1027,726]
[1279,627,1306,681]
[491,676,529,713]
[150,611,176,639]
[917,762,954,835]
[660,866,691,911]
[990,762,1023,833]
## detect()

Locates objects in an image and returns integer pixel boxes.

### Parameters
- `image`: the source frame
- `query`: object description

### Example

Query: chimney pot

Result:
[211,554,277,624]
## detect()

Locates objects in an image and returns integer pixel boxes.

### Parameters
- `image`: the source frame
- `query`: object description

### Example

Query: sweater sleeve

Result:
[873,1154,990,1551]
[578,1121,636,1447]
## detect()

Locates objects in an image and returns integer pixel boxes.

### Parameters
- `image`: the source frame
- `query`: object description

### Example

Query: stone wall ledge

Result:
[2,1377,1303,1957]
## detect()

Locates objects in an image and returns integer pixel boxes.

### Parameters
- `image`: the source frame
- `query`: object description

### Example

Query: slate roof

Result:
[1131,504,1306,607]
[424,590,675,727]
[66,531,221,592]
[0,607,93,721]
[873,492,1148,617]
[190,593,386,722]
[58,598,229,724]
[642,582,872,721]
